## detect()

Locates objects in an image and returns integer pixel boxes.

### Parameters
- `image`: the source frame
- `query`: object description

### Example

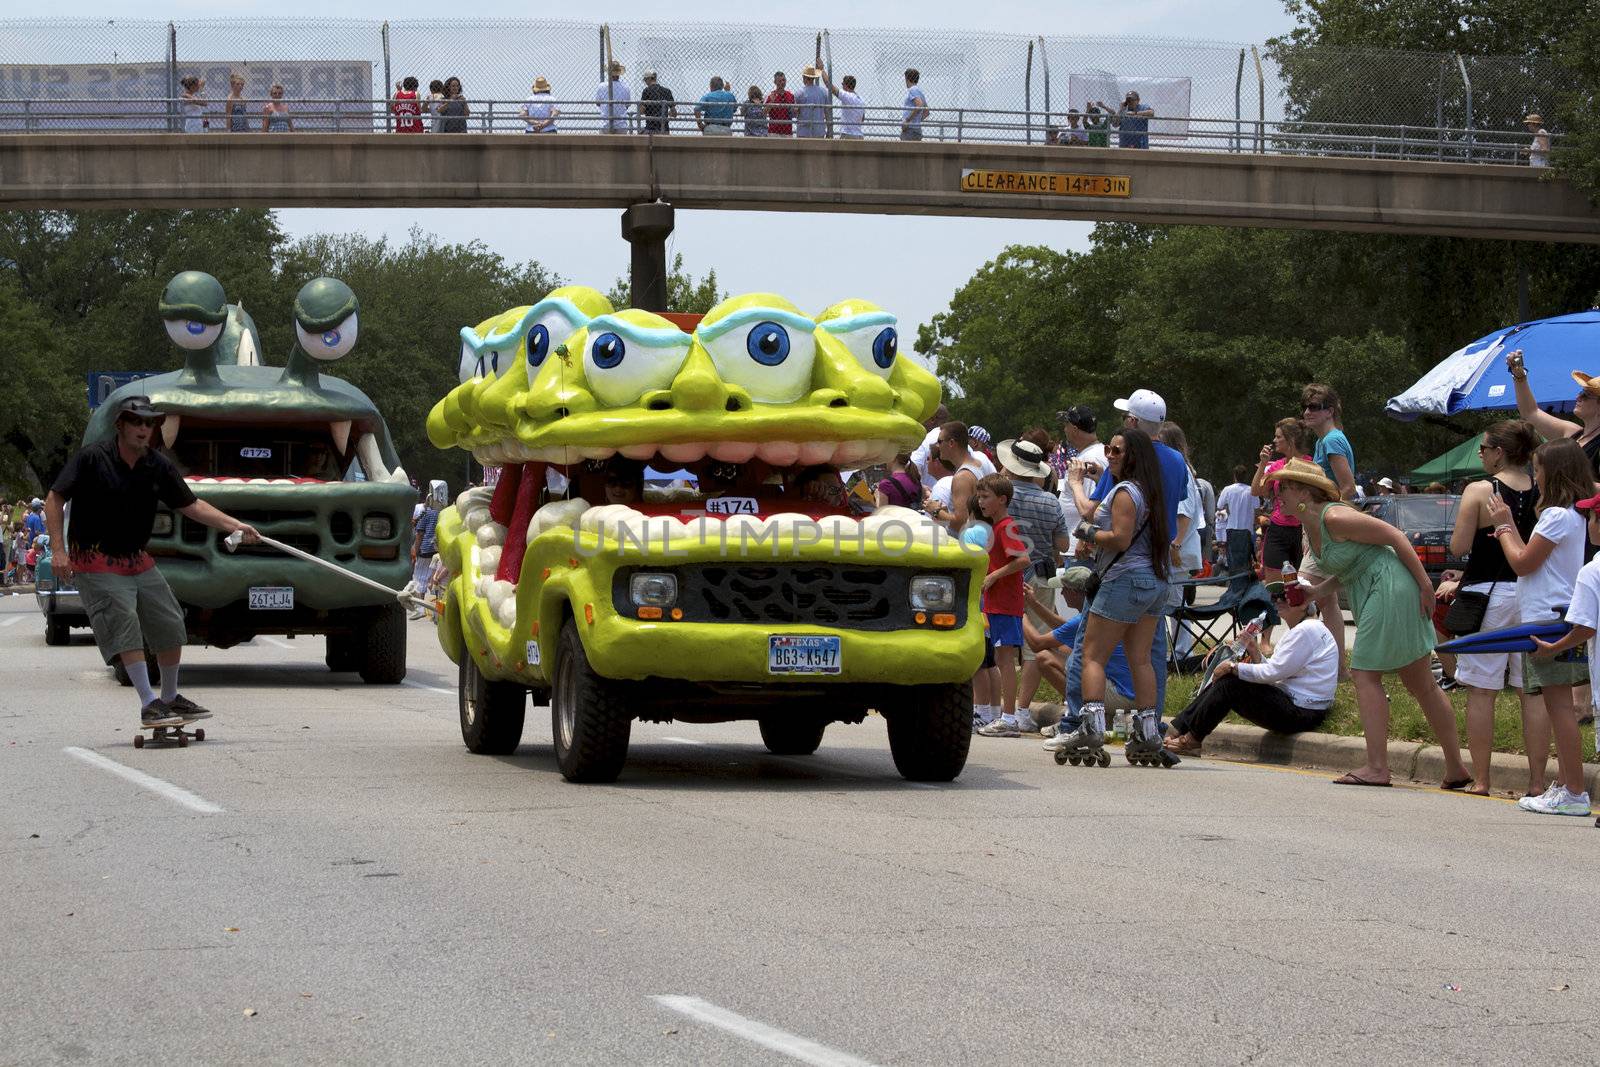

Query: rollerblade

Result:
[1044,703,1111,768]
[1123,709,1180,768]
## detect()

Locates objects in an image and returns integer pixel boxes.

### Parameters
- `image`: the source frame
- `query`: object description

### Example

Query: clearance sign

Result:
[960,169,1131,198]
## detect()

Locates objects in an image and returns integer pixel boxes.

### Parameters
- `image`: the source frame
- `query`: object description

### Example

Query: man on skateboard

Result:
[44,396,260,727]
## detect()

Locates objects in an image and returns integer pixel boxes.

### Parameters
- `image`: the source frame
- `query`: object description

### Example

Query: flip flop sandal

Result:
[1441,777,1474,791]
[1331,771,1392,787]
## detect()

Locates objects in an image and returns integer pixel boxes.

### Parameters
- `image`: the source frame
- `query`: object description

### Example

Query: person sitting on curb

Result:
[1164,578,1338,756]
[1022,566,1135,736]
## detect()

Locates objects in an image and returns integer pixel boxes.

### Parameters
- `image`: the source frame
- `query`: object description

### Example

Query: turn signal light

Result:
[914,611,927,625]
[932,613,957,627]
[358,545,398,560]
[637,606,663,620]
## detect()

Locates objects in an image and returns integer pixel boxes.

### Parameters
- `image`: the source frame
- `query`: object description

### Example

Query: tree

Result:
[606,253,725,314]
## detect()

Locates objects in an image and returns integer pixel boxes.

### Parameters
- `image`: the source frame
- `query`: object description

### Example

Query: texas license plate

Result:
[768,635,841,675]
[249,586,294,610]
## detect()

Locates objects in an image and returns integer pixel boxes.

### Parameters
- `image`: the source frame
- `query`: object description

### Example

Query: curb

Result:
[1191,722,1600,797]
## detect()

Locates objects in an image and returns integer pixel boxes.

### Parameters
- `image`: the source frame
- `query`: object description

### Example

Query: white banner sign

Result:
[1064,74,1193,141]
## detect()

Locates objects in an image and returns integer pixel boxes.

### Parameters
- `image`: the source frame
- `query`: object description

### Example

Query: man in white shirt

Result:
[1163,579,1338,756]
[1215,464,1262,573]
[822,68,865,139]
[1055,405,1105,554]
[595,62,632,133]
[909,404,994,489]
[1522,113,1550,168]
[521,76,558,133]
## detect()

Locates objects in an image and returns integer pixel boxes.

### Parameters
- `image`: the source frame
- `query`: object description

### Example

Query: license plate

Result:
[249,586,294,610]
[768,635,841,675]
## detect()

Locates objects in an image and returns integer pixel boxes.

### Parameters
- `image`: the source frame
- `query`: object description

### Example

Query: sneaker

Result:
[1520,786,1592,817]
[141,700,183,727]
[977,717,1022,738]
[165,694,212,720]
[1519,781,1561,809]
[1040,722,1059,738]
[1015,713,1040,734]
[1438,675,1460,692]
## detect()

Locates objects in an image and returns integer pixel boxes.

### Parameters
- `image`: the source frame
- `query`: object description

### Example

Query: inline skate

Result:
[1044,702,1112,767]
[1123,709,1180,768]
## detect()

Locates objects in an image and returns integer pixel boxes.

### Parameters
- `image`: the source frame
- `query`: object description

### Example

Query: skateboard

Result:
[134,718,207,749]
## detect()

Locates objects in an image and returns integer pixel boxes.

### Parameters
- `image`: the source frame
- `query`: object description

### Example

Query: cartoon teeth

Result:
[469,438,906,469]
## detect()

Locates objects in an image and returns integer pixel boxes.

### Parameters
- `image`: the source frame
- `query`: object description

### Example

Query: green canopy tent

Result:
[1408,432,1484,485]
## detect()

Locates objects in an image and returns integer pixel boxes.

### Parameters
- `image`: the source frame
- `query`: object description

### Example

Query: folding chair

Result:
[1167,569,1276,674]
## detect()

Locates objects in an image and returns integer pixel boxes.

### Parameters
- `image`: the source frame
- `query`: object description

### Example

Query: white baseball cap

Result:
[1113,388,1166,423]
[1377,477,1394,488]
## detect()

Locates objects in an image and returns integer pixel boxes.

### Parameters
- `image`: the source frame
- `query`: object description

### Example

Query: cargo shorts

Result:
[73,567,188,662]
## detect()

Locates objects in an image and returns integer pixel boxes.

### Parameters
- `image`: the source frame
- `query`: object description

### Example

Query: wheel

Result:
[1066,754,1081,766]
[758,715,826,756]
[1097,750,1112,768]
[459,653,527,755]
[550,619,632,783]
[325,632,360,672]
[357,604,407,684]
[194,728,205,742]
[44,615,69,646]
[1054,750,1069,765]
[134,734,145,749]
[884,680,972,782]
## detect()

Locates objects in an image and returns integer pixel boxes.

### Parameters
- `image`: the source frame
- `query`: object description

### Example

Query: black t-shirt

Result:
[641,84,674,131]
[51,440,197,568]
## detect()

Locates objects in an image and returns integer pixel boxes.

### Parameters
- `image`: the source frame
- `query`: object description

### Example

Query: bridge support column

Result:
[620,201,675,312]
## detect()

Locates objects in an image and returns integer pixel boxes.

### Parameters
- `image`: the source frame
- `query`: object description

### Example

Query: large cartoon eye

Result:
[582,324,690,407]
[703,316,816,403]
[457,340,478,384]
[871,327,898,369]
[528,325,551,368]
[295,313,358,361]
[479,350,502,377]
[827,315,900,380]
[165,319,223,351]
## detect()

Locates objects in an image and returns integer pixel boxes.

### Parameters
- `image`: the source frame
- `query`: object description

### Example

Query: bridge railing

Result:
[0,96,1556,167]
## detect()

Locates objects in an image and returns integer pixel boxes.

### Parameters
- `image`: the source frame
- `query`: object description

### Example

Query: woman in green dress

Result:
[1272,459,1470,788]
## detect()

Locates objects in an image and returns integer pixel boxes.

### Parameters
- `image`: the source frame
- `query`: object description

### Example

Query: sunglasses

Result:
[123,416,162,428]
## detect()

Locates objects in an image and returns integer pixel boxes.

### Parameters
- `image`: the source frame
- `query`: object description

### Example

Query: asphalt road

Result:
[2,594,1594,1066]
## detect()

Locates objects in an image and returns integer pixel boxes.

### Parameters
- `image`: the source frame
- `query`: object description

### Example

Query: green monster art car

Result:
[426,290,987,783]
[79,271,417,683]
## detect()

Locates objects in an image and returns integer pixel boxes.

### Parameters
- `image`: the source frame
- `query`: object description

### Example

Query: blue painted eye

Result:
[746,321,789,366]
[871,327,898,369]
[592,332,625,370]
[488,350,500,375]
[322,329,341,348]
[186,321,208,336]
[528,324,550,367]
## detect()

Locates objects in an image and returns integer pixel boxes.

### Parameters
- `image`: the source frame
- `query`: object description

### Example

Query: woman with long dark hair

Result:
[1045,427,1173,766]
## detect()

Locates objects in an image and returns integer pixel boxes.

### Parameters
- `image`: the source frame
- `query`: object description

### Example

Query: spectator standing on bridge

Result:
[1112,90,1153,149]
[795,66,830,138]
[822,68,865,139]
[765,72,795,136]
[179,76,207,133]
[425,79,446,132]
[742,85,767,137]
[392,77,424,133]
[695,77,736,135]
[1083,100,1111,147]
[901,69,929,141]
[434,77,467,134]
[1523,114,1551,168]
[520,77,558,133]
[44,397,260,727]
[640,70,675,135]
[596,62,632,134]
[262,83,294,133]
[226,73,250,133]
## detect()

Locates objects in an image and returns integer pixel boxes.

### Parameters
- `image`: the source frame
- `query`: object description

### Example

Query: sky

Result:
[51,0,1300,346]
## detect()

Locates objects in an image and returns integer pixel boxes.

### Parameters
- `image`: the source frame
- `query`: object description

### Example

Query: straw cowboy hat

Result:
[1272,457,1339,501]
[1571,370,1600,396]
[996,438,1051,480]
[608,61,625,76]
[532,76,552,92]
[1523,113,1544,126]
[802,65,824,79]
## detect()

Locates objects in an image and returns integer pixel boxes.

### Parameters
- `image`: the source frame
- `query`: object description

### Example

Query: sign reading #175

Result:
[960,169,1131,198]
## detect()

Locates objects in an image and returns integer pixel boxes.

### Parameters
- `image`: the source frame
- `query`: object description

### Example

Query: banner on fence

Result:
[1064,74,1192,140]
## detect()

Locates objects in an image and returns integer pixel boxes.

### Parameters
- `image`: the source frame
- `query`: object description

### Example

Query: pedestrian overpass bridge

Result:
[4,133,1597,244]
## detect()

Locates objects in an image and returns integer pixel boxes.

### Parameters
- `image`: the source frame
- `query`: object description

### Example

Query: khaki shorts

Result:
[74,567,188,662]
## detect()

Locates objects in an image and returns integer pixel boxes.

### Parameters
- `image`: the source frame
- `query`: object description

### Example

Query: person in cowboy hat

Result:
[44,396,261,728]
[1506,347,1600,481]
[994,436,1072,716]
[1521,113,1550,168]
[521,76,558,133]
[795,64,830,138]
[595,60,631,133]
[1271,458,1469,787]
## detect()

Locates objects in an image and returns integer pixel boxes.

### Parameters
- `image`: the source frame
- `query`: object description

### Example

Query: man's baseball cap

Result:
[641,69,657,80]
[1048,565,1096,592]
[1113,388,1166,423]
[114,395,165,422]
[29,497,43,507]
[1056,404,1096,432]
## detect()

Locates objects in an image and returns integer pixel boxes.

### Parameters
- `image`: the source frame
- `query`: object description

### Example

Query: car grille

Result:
[613,564,969,632]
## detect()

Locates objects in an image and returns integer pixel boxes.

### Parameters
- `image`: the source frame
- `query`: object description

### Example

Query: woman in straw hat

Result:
[1273,459,1469,788]
[521,76,558,133]
[1507,348,1600,479]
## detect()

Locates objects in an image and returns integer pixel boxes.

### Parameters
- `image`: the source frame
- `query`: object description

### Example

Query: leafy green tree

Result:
[606,252,725,314]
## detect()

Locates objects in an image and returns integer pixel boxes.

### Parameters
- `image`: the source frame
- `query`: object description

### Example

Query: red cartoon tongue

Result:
[496,462,547,586]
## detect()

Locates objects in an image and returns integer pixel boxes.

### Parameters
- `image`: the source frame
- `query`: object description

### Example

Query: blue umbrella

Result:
[1386,309,1600,420]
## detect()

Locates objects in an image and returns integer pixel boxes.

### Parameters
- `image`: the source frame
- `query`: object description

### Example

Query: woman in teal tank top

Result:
[1273,460,1469,788]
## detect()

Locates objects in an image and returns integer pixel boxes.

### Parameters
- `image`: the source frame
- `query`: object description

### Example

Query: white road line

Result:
[0,615,25,627]
[63,747,224,815]
[663,736,709,746]
[653,996,878,1067]
[402,679,455,696]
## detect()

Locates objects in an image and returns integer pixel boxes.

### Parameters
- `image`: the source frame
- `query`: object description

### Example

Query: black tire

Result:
[885,681,973,782]
[459,653,527,754]
[358,603,407,684]
[550,619,631,783]
[44,615,70,646]
[758,715,826,755]
[325,631,360,672]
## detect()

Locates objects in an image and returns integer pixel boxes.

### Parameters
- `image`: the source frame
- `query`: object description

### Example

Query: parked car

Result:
[1360,494,1465,582]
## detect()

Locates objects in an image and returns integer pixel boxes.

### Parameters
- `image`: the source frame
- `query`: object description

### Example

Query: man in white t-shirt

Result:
[1215,464,1262,572]
[909,404,994,489]
[521,76,558,133]
[822,68,865,138]
[595,63,632,133]
[1055,405,1105,554]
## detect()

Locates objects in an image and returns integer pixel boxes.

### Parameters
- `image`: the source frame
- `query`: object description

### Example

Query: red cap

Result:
[1578,493,1600,513]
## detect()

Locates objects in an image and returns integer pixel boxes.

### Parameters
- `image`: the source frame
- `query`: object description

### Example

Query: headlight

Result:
[362,515,393,538]
[151,511,174,537]
[909,575,956,611]
[630,572,678,607]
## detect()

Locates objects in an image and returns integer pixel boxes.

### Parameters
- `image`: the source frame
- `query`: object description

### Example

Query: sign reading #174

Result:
[960,169,1131,198]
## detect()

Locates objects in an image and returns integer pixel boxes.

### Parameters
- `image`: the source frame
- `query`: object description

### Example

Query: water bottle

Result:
[1112,709,1132,740]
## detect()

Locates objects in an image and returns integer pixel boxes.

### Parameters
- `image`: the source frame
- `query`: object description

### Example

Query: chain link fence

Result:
[0,18,1576,160]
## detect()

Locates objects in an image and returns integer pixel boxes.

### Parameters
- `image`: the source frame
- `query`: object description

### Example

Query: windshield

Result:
[1391,495,1460,530]
[166,427,349,481]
